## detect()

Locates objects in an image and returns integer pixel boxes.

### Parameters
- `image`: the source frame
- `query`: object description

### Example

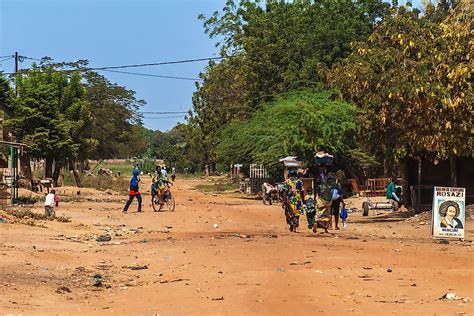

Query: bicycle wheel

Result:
[166,194,175,212]
[152,195,163,212]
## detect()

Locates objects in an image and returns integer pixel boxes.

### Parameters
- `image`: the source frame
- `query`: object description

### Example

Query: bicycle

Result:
[152,183,176,212]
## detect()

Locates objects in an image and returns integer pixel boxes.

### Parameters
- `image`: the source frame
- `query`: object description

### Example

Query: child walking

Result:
[123,168,142,213]
[304,187,317,233]
[44,189,56,218]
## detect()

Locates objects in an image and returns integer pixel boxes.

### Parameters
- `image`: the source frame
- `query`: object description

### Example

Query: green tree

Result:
[0,72,13,116]
[330,2,473,161]
[6,64,95,183]
[82,71,145,159]
[148,123,195,172]
[216,90,358,175]
[192,0,391,170]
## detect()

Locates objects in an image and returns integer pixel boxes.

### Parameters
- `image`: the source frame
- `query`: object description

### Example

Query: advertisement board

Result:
[431,187,465,239]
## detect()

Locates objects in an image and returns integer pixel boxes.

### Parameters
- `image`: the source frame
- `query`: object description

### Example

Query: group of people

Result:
[122,165,176,213]
[282,168,347,234]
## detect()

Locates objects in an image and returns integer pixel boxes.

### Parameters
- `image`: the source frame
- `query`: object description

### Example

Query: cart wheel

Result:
[362,201,369,216]
[393,201,399,212]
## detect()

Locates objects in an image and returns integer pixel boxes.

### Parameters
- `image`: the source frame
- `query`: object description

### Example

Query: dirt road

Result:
[0,178,472,315]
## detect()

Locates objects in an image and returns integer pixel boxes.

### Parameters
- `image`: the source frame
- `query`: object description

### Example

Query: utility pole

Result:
[14,52,19,96]
[12,52,20,200]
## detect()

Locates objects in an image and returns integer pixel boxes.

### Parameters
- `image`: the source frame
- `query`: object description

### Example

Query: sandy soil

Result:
[0,177,473,315]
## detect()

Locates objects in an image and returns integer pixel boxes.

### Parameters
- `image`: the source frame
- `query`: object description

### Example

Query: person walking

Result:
[123,168,142,213]
[282,168,304,232]
[44,189,56,218]
[330,181,344,230]
[171,166,176,182]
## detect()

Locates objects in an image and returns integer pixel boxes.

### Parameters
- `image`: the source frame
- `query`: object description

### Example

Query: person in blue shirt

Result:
[123,168,142,213]
[330,181,344,230]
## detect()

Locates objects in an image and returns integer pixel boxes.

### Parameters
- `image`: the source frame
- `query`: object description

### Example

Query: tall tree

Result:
[82,71,145,159]
[192,0,391,170]
[216,89,358,175]
[6,64,94,183]
[330,2,473,161]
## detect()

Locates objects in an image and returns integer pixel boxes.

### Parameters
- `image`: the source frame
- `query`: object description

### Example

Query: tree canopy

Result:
[330,2,473,160]
[191,0,391,170]
[216,89,358,173]
[1,60,148,180]
[5,65,94,177]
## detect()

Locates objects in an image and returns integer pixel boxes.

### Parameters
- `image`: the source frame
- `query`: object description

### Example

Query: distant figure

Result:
[123,169,142,213]
[262,182,277,205]
[386,177,401,204]
[161,166,168,179]
[303,187,317,232]
[54,192,59,207]
[151,165,162,204]
[171,167,176,182]
[45,189,56,218]
[330,181,344,230]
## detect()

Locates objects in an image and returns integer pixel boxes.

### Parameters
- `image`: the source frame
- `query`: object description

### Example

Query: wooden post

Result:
[416,157,422,212]
[449,156,457,187]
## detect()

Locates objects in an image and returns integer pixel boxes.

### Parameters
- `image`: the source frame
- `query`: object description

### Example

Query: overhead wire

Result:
[141,111,188,114]
[0,56,14,63]
[143,115,186,119]
[21,56,42,61]
[87,56,223,71]
[99,69,202,81]
[2,55,223,82]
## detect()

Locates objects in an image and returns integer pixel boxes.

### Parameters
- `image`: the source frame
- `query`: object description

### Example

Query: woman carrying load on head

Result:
[282,168,304,232]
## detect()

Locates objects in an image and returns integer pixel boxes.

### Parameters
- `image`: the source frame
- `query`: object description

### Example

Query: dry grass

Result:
[79,176,129,194]
[5,208,71,223]
[194,177,240,193]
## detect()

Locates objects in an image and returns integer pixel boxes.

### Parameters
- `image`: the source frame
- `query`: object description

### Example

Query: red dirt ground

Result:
[0,177,472,315]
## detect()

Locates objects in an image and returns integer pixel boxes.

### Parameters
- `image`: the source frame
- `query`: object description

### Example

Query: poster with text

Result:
[431,186,465,239]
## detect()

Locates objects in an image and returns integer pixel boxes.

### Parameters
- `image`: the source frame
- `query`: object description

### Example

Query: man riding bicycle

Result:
[151,165,172,205]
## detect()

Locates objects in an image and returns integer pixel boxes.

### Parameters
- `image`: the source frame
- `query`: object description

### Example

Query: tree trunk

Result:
[20,153,33,189]
[449,156,457,187]
[79,160,86,172]
[52,160,63,186]
[69,158,81,186]
[383,158,389,177]
[45,157,53,178]
[399,158,411,208]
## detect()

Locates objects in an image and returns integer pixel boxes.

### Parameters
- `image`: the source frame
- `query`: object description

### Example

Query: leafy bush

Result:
[216,89,358,174]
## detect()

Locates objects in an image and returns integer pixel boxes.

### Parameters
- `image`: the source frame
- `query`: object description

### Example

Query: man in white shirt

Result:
[161,167,168,179]
[44,189,56,218]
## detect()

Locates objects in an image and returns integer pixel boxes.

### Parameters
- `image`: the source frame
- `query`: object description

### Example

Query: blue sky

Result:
[0,0,224,131]
[1,0,423,131]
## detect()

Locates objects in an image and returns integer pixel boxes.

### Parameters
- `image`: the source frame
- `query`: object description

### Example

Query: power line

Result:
[88,56,223,71]
[141,111,188,114]
[99,69,202,81]
[143,115,186,119]
[3,55,224,79]
[21,56,42,61]
[0,56,14,63]
[0,55,14,59]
